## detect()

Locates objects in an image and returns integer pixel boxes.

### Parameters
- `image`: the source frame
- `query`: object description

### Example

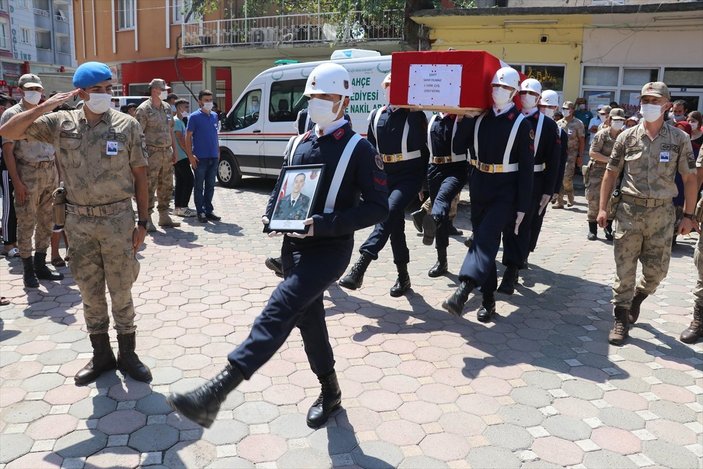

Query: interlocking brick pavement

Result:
[1,178,701,468]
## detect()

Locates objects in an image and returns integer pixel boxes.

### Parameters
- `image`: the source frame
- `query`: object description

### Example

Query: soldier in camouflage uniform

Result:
[680,152,703,344]
[555,101,585,208]
[135,78,180,232]
[597,82,697,346]
[0,74,64,287]
[0,62,153,385]
[586,108,626,241]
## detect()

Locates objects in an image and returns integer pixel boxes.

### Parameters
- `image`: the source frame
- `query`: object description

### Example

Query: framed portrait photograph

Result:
[265,164,325,234]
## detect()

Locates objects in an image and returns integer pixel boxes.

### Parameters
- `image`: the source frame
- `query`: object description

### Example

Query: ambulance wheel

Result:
[217,150,242,188]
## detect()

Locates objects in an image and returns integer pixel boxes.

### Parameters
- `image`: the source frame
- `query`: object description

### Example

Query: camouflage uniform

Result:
[0,102,56,258]
[586,128,616,222]
[557,117,585,205]
[24,108,148,334]
[608,123,695,308]
[135,99,174,217]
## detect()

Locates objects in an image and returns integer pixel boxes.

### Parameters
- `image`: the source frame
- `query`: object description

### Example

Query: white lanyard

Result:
[286,133,307,165]
[473,111,525,166]
[324,133,362,213]
[534,112,544,156]
[372,106,409,157]
[427,114,460,159]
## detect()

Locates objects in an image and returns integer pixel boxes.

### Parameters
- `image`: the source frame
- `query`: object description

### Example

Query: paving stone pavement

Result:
[1,178,702,469]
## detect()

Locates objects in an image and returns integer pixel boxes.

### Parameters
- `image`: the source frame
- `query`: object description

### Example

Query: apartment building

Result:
[0,0,76,98]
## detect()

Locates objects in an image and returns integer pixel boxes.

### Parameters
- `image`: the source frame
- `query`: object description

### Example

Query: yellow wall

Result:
[412,14,591,101]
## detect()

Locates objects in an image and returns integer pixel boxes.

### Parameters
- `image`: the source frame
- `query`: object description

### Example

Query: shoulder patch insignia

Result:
[333,128,345,140]
[375,154,385,170]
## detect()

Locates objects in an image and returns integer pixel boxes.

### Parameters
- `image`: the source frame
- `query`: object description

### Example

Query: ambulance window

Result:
[224,89,261,130]
[269,79,307,122]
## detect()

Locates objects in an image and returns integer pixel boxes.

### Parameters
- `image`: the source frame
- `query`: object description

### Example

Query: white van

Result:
[217,50,391,187]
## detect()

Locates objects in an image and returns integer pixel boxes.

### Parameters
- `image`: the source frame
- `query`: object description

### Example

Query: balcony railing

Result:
[181,10,403,49]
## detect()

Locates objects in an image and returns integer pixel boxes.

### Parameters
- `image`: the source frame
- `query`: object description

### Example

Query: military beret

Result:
[73,62,112,89]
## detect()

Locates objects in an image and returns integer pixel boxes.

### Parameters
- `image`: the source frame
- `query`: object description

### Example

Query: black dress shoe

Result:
[265,257,284,278]
[205,213,221,221]
[198,213,208,223]
[447,223,463,236]
[410,209,425,233]
[477,300,496,323]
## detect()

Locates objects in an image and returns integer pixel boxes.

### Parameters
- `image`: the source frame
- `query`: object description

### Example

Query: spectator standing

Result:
[186,90,221,223]
[574,97,593,132]
[0,93,18,259]
[687,111,702,157]
[135,78,180,231]
[670,99,687,122]
[173,98,195,217]
[0,74,63,287]
[555,101,585,208]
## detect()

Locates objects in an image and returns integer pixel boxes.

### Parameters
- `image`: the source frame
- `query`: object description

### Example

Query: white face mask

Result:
[578,104,586,110]
[640,104,663,123]
[160,91,168,100]
[251,101,259,112]
[84,93,112,114]
[492,87,514,108]
[671,113,685,122]
[599,114,606,121]
[520,94,539,111]
[202,102,214,112]
[542,107,556,118]
[562,108,572,117]
[308,97,341,127]
[23,90,42,105]
[611,120,625,130]
[689,120,700,130]
[170,104,176,112]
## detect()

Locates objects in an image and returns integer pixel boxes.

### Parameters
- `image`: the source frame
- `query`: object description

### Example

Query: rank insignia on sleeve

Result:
[373,170,387,191]
[375,154,384,170]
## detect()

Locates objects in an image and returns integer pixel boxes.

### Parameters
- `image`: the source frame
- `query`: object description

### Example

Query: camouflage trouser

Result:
[14,161,58,258]
[585,162,606,222]
[612,201,675,308]
[421,193,460,219]
[65,204,139,335]
[559,153,577,201]
[693,235,703,308]
[147,146,174,214]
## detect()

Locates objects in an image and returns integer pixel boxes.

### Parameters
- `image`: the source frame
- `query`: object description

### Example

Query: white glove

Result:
[539,194,551,215]
[286,218,315,239]
[514,212,525,235]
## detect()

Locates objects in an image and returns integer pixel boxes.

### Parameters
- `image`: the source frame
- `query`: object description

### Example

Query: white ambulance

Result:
[217,49,390,187]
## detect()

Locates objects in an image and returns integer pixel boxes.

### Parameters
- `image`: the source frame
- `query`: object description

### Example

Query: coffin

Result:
[390,50,508,114]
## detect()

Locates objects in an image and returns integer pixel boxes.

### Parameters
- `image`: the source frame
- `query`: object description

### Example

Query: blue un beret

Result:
[72,62,112,89]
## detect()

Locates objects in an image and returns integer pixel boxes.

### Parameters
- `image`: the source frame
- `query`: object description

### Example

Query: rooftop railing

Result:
[181,10,403,48]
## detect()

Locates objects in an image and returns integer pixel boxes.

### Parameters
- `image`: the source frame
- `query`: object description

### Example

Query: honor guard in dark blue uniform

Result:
[526,90,567,261]
[339,73,429,297]
[425,113,469,277]
[497,79,560,294]
[443,67,534,322]
[168,63,388,429]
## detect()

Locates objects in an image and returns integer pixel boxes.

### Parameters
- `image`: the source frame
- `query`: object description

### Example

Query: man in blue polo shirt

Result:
[186,89,221,222]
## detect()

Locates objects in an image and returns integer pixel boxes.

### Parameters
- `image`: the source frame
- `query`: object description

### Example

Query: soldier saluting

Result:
[0,62,153,385]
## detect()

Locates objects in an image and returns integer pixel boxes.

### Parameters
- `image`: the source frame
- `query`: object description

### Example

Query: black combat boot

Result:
[587,222,598,241]
[680,304,703,344]
[168,364,244,428]
[22,256,39,288]
[390,263,411,297]
[74,333,117,386]
[34,252,64,281]
[604,220,614,241]
[447,222,462,236]
[306,370,342,428]
[428,249,448,278]
[628,291,648,324]
[477,293,497,323]
[422,216,436,246]
[608,306,630,346]
[410,209,425,233]
[338,253,373,290]
[116,333,152,382]
[497,265,518,295]
[265,257,284,278]
[442,279,476,317]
